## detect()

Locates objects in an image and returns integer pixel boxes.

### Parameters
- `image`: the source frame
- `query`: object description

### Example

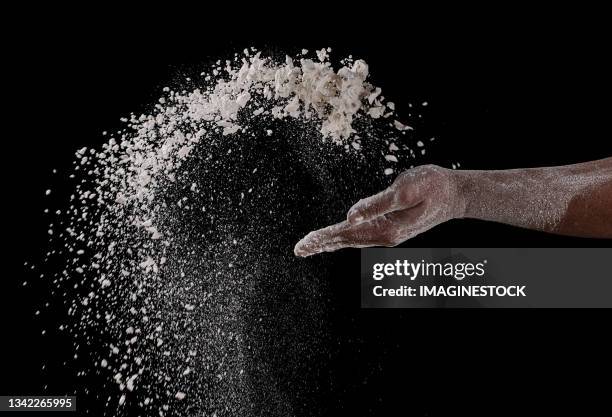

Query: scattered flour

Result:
[33,47,431,417]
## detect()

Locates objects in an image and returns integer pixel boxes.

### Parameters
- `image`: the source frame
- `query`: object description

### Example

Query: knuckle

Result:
[422,164,449,184]
[393,170,410,184]
[420,164,441,177]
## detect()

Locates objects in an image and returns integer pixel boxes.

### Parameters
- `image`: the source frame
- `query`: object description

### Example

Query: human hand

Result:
[294,165,465,257]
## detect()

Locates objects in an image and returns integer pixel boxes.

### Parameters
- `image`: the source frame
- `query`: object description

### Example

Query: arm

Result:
[457,158,612,237]
[294,158,612,257]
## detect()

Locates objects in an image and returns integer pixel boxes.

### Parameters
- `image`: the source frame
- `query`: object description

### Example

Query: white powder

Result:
[36,47,430,417]
[99,49,417,209]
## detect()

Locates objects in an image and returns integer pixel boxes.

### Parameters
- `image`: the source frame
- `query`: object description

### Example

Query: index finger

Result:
[346,188,397,224]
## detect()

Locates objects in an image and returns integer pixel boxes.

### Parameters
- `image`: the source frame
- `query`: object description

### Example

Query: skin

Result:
[294,158,612,257]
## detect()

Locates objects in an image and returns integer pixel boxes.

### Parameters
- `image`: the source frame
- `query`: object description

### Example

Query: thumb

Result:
[346,187,397,224]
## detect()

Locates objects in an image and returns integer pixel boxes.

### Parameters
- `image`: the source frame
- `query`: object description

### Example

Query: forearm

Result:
[453,158,612,238]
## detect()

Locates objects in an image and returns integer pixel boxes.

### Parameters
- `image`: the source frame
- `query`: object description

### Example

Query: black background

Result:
[3,7,611,416]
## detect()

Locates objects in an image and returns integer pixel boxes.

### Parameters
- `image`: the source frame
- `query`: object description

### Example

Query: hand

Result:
[294,165,465,257]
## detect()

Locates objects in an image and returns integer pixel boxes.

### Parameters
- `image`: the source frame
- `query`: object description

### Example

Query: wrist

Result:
[449,169,479,220]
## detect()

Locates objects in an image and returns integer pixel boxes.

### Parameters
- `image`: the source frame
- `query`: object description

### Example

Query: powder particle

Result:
[394,120,413,131]
[385,155,398,162]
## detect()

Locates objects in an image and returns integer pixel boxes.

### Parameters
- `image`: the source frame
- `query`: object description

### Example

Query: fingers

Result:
[295,166,450,257]
[294,219,392,257]
[346,173,424,225]
[294,222,347,257]
[346,188,397,224]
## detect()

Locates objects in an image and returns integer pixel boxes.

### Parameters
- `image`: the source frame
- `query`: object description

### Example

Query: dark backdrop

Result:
[3,8,611,416]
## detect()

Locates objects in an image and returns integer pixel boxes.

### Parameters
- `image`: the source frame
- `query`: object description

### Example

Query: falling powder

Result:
[34,47,433,416]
